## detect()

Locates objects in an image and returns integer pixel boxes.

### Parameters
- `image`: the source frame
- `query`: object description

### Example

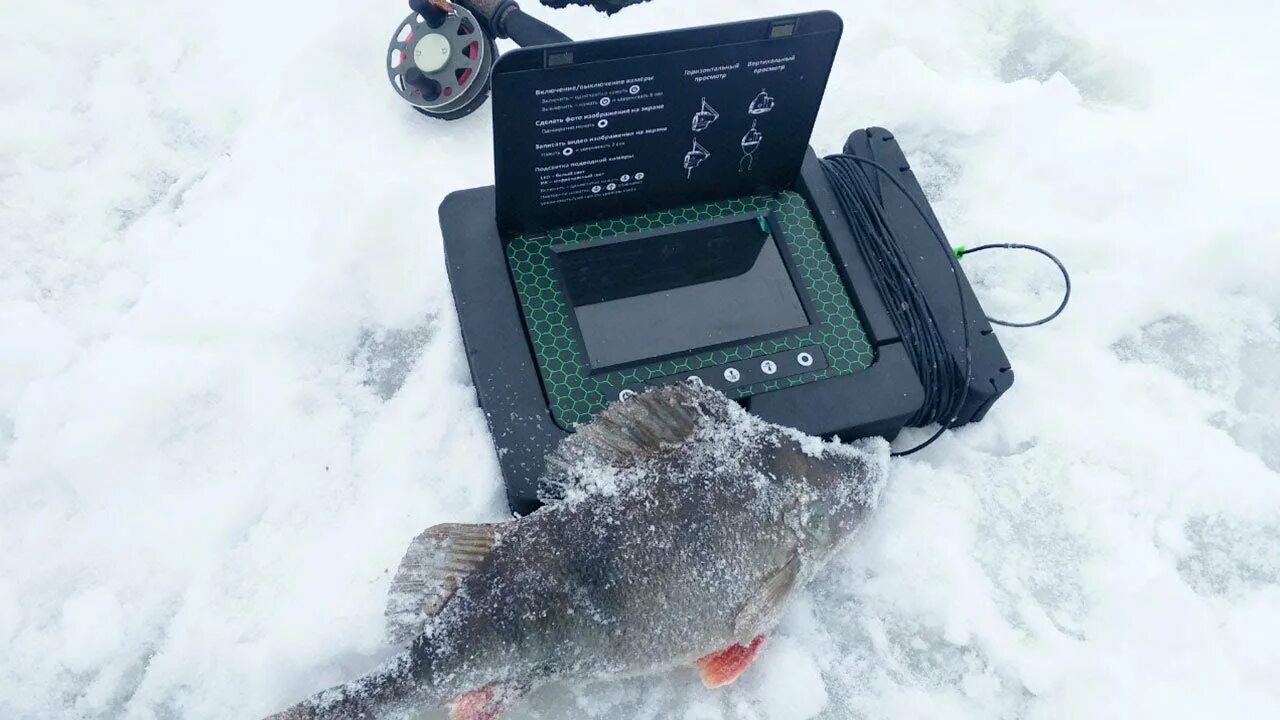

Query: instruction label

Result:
[492,15,842,234]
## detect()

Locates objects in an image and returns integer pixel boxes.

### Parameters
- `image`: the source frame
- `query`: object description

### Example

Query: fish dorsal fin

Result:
[385,522,505,644]
[549,383,733,473]
[733,552,801,642]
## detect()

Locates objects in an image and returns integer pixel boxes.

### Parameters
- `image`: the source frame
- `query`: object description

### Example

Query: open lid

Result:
[491,11,844,235]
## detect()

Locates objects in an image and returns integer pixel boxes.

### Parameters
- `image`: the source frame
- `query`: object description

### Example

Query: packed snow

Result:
[3,0,1279,718]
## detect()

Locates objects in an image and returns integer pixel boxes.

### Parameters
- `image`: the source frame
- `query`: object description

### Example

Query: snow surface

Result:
[3,0,1279,718]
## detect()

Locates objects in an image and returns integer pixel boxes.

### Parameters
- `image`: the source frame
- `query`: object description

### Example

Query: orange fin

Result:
[695,635,765,689]
[448,683,527,720]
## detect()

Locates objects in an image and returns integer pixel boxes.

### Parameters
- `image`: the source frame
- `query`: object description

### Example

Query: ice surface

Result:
[3,0,1280,718]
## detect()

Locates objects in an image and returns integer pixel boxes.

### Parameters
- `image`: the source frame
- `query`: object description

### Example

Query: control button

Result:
[686,375,704,385]
[723,368,741,383]
[619,389,637,402]
[797,352,815,367]
[760,360,778,375]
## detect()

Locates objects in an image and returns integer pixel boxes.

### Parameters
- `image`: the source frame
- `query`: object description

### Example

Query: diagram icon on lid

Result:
[740,120,763,173]
[692,98,721,132]
[749,89,776,115]
[684,139,711,179]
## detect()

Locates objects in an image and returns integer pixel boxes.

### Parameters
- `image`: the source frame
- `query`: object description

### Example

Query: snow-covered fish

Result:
[267,383,889,720]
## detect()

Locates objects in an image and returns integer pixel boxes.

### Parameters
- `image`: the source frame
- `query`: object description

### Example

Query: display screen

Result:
[553,213,811,370]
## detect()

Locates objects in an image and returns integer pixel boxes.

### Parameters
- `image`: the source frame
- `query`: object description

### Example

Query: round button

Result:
[686,375,704,385]
[797,352,815,367]
[760,360,778,375]
[619,389,637,401]
[723,368,741,383]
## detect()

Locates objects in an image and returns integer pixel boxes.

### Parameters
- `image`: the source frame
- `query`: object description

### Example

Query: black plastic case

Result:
[441,133,1010,515]
[440,11,1011,514]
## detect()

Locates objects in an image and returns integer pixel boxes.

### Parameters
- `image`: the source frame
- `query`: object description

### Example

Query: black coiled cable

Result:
[820,153,1070,456]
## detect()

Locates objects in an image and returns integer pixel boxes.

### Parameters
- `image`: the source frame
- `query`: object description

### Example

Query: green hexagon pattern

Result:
[508,191,874,429]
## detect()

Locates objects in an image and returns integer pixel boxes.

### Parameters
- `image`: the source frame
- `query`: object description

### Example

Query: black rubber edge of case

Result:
[843,128,1014,427]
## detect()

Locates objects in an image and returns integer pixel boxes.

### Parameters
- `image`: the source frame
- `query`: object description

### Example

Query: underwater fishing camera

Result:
[395,2,1069,515]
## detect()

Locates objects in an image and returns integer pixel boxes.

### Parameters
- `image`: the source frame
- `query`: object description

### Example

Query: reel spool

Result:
[387,0,574,120]
[387,1,497,120]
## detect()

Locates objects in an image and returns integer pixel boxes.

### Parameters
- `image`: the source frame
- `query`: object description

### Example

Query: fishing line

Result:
[819,154,1071,457]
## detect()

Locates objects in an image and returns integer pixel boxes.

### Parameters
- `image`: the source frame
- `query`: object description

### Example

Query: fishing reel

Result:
[386,0,572,120]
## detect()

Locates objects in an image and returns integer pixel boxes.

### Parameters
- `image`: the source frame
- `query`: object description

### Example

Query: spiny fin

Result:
[448,682,531,720]
[548,383,736,473]
[695,635,766,689]
[385,522,506,644]
[733,552,801,641]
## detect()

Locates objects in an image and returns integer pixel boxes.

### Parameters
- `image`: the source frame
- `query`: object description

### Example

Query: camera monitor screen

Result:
[553,213,810,370]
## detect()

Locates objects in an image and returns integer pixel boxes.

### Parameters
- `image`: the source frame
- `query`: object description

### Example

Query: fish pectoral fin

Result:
[695,635,766,689]
[733,552,801,641]
[385,522,507,644]
[448,682,530,720]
